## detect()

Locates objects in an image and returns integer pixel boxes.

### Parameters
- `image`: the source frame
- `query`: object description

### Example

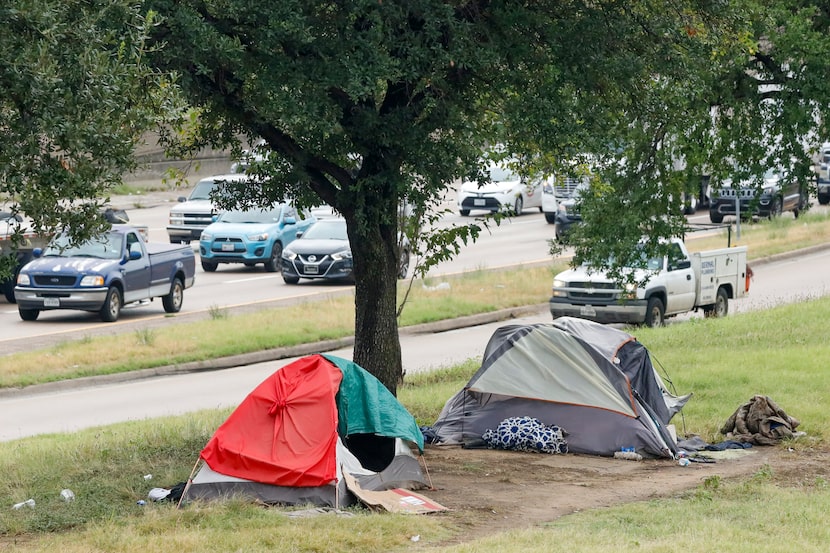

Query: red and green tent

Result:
[184,354,426,507]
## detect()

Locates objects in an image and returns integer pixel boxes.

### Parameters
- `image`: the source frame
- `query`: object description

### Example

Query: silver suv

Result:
[167,174,247,244]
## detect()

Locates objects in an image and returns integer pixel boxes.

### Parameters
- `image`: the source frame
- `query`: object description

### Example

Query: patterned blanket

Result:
[482,416,568,454]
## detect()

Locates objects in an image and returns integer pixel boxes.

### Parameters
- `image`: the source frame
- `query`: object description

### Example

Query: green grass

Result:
[2,299,829,551]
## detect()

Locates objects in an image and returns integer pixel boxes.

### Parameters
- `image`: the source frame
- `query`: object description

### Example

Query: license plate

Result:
[474,198,486,206]
[304,265,319,274]
[44,298,60,307]
[579,305,596,317]
[221,243,235,252]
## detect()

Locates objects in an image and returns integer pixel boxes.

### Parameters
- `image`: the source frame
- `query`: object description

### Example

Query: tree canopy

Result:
[6,1,830,393]
[0,1,165,258]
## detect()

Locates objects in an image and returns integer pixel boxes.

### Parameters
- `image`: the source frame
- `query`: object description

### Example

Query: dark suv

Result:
[709,168,807,224]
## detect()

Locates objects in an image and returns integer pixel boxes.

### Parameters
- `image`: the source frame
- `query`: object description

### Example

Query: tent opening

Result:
[344,433,396,472]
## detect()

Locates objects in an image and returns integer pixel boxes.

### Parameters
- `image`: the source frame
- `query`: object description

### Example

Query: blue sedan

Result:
[199,204,315,272]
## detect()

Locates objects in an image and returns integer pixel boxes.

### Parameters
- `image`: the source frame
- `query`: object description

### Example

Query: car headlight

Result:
[200,232,212,241]
[247,232,269,241]
[331,249,353,261]
[16,273,30,286]
[80,275,105,287]
[552,279,566,288]
[622,282,637,299]
[169,213,184,225]
[282,250,297,261]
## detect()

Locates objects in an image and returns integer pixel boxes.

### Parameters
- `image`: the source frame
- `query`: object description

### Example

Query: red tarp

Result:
[200,355,343,487]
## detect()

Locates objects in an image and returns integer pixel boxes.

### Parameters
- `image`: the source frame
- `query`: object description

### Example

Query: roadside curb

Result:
[0,304,550,399]
[744,242,830,266]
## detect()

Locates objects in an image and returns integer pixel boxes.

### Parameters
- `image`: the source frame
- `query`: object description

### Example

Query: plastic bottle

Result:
[613,451,643,461]
[678,458,691,467]
[12,499,36,510]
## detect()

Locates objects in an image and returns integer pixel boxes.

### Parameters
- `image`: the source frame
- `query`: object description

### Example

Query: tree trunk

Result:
[348,218,403,396]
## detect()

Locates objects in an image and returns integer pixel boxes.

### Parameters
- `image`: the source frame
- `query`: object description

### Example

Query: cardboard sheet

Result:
[343,473,448,514]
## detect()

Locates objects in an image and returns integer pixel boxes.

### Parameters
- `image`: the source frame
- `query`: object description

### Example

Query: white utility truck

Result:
[549,238,750,327]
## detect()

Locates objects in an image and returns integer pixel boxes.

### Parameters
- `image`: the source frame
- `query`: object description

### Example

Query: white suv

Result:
[167,174,247,244]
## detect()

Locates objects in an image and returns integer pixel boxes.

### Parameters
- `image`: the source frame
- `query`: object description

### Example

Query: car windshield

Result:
[488,165,521,183]
[188,180,221,200]
[600,245,663,271]
[302,220,348,240]
[218,206,282,224]
[44,232,124,260]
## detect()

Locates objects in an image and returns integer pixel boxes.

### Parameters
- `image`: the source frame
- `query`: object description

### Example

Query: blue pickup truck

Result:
[14,225,195,322]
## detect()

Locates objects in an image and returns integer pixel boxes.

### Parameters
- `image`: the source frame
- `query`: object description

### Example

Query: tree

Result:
[7,1,830,395]
[0,1,165,272]
[143,0,830,394]
[556,2,830,275]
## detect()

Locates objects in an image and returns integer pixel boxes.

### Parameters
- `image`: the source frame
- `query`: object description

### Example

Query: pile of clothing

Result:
[720,395,801,446]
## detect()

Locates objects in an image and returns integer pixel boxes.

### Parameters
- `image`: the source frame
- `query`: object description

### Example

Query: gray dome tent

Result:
[432,320,690,458]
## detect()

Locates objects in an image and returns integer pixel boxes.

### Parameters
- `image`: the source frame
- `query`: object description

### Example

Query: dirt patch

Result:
[417,444,825,540]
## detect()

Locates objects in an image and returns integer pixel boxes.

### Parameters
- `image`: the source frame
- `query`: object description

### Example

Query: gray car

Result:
[280,218,410,284]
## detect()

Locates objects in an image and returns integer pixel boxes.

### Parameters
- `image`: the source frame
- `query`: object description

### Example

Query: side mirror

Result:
[673,259,692,271]
[32,247,43,258]
[178,196,187,202]
[284,216,296,226]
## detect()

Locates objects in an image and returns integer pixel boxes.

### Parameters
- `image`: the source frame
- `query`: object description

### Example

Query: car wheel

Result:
[264,242,283,272]
[769,197,783,219]
[100,286,122,322]
[2,265,20,303]
[644,296,665,327]
[704,287,729,318]
[544,212,556,224]
[459,209,470,216]
[397,248,411,280]
[794,193,807,218]
[201,260,218,272]
[162,278,184,313]
[18,308,40,321]
[513,196,524,216]
[683,195,698,215]
[282,274,300,284]
[709,211,723,224]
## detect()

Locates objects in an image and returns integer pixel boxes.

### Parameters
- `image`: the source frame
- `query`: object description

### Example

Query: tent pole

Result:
[177,458,202,510]
[419,454,436,491]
